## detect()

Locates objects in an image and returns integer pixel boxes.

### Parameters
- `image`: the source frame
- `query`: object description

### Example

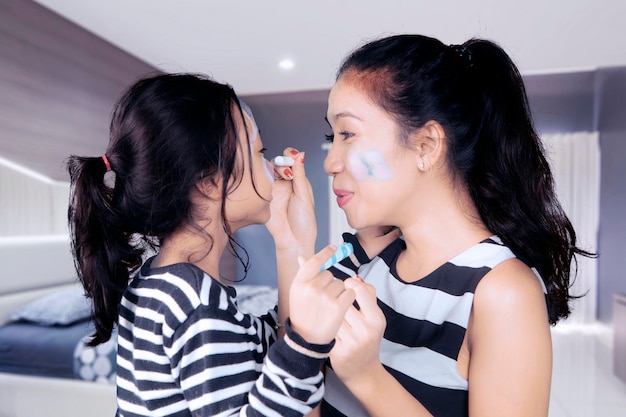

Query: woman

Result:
[317,34,594,417]
[67,73,355,416]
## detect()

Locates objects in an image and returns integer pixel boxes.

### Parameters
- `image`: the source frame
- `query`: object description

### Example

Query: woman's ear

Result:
[412,120,446,171]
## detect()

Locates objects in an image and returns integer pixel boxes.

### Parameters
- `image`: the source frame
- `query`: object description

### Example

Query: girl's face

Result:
[224,103,275,231]
[324,78,422,230]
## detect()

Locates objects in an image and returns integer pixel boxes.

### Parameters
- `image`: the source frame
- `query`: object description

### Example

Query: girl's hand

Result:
[289,245,356,344]
[329,277,386,383]
[266,148,316,252]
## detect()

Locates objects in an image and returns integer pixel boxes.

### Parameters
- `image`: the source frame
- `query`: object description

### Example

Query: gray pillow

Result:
[8,286,92,326]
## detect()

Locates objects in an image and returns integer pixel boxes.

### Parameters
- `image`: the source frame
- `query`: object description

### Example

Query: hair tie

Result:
[102,154,117,189]
[450,44,472,67]
[102,154,111,171]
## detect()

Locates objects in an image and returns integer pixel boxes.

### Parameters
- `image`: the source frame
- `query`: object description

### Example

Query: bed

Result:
[0,235,278,417]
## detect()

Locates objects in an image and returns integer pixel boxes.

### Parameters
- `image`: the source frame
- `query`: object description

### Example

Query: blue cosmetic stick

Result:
[320,243,354,272]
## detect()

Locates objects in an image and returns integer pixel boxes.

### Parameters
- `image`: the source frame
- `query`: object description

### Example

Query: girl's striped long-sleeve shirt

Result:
[116,257,332,417]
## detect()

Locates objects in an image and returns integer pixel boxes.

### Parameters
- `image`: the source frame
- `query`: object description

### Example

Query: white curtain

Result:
[543,131,600,325]
[0,157,69,237]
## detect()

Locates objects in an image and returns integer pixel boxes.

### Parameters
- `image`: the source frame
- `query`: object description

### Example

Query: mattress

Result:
[0,320,93,379]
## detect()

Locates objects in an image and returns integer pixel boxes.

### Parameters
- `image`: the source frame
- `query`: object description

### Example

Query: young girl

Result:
[67,73,355,417]
[315,34,595,416]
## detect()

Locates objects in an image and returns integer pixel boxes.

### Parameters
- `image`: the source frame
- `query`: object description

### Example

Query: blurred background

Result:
[0,1,625,415]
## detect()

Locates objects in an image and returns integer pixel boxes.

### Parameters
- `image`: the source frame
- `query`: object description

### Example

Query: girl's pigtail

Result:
[68,154,142,346]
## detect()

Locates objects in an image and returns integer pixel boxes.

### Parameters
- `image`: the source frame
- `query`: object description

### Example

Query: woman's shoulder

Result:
[473,257,549,325]
[448,236,516,269]
[469,236,547,303]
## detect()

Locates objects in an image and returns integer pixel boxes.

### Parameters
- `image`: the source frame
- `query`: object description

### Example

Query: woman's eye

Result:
[324,131,353,143]
[260,147,267,154]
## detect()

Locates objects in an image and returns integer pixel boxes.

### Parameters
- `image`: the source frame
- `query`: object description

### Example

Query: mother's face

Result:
[324,78,423,230]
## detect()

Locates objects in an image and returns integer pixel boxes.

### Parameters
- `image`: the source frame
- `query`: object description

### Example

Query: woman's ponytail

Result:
[461,39,594,323]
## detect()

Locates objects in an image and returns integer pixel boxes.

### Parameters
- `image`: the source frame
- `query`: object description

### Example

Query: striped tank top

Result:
[322,234,521,417]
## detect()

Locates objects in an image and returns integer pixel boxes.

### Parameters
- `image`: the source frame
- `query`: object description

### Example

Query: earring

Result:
[419,161,425,170]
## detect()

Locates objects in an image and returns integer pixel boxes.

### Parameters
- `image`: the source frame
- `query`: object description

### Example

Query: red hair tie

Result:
[102,154,111,171]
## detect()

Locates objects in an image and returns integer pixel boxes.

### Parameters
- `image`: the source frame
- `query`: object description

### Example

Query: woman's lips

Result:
[333,189,353,208]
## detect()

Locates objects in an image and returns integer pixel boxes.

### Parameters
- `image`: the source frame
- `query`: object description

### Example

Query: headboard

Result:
[0,235,79,324]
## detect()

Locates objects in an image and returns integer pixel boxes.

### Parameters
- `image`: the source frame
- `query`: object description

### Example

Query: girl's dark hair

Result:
[337,34,595,324]
[67,73,254,345]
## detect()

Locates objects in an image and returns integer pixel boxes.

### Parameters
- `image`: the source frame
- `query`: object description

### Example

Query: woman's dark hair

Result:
[67,73,255,345]
[337,34,595,324]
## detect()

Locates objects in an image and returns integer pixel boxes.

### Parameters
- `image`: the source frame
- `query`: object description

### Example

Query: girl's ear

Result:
[196,174,221,200]
[412,120,446,171]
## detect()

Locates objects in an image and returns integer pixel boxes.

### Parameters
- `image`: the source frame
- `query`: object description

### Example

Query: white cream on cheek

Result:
[240,104,270,184]
[262,158,275,185]
[346,143,393,182]
[239,100,260,145]
[245,117,259,145]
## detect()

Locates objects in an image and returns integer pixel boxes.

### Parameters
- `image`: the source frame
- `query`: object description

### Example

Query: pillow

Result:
[234,285,277,316]
[8,286,92,326]
[74,327,117,384]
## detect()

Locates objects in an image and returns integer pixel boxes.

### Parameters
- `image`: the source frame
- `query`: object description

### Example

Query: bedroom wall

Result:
[0,160,69,236]
[0,0,155,238]
[596,68,626,322]
[0,0,157,183]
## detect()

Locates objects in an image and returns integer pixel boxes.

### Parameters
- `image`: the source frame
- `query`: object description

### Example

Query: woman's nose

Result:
[324,144,344,176]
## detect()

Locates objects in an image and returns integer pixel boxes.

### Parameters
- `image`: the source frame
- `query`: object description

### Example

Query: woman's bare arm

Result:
[468,259,552,417]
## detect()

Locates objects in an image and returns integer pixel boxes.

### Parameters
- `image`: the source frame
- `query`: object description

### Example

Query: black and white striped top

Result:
[322,234,535,417]
[116,258,331,417]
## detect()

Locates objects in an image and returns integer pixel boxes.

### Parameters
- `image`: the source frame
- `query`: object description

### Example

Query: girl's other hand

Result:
[289,245,356,345]
[329,276,386,383]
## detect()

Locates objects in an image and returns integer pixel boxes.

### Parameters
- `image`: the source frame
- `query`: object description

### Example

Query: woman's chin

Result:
[345,215,366,231]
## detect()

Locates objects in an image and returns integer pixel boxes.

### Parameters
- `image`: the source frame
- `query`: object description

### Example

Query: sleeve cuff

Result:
[283,318,335,359]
